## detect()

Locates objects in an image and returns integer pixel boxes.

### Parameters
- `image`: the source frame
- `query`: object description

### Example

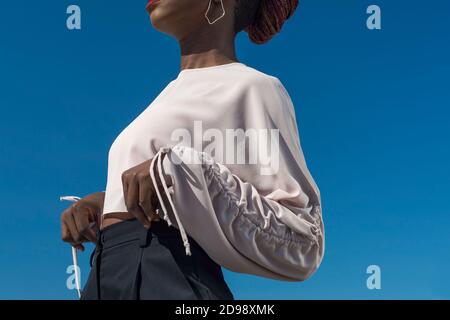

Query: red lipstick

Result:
[146,0,160,11]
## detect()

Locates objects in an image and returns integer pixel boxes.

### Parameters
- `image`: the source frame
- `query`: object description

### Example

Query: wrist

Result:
[85,191,105,213]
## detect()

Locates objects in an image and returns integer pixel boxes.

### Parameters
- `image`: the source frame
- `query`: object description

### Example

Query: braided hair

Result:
[234,0,299,45]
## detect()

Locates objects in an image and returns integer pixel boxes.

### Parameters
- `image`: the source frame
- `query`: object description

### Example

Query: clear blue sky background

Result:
[0,0,449,299]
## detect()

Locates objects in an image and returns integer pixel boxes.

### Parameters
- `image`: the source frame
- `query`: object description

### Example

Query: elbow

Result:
[291,235,325,282]
[296,207,325,281]
[298,251,324,282]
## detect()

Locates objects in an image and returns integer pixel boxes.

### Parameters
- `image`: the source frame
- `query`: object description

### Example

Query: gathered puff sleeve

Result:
[149,76,325,282]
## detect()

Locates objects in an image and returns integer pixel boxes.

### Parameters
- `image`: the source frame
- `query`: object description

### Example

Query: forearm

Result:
[154,145,324,281]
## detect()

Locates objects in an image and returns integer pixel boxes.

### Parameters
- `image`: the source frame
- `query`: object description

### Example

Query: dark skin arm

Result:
[121,156,173,228]
[61,156,172,248]
[121,158,161,229]
[60,191,104,251]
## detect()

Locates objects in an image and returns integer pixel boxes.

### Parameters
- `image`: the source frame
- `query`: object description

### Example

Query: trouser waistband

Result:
[98,218,184,249]
[90,218,185,269]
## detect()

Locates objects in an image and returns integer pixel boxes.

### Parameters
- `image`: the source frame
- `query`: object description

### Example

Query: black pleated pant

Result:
[81,218,234,300]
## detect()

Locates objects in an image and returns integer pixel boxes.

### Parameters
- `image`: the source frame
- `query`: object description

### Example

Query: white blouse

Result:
[102,62,325,281]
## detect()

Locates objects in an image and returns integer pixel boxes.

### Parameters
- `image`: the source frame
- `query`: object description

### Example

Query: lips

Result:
[147,0,160,6]
[146,0,160,10]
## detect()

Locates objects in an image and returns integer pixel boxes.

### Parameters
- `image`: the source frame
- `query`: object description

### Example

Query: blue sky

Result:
[0,0,449,299]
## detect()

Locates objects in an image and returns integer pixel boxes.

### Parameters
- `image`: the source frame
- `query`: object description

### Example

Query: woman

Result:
[60,0,325,300]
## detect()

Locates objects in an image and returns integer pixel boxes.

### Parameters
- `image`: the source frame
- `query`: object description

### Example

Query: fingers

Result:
[138,176,159,221]
[73,206,97,243]
[151,194,161,221]
[82,225,98,243]
[149,172,163,221]
[123,174,152,229]
[61,218,72,243]
[73,243,85,251]
[61,213,85,251]
[61,203,97,249]
[66,210,82,244]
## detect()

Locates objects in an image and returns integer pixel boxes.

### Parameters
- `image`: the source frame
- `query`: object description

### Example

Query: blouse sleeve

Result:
[148,77,325,282]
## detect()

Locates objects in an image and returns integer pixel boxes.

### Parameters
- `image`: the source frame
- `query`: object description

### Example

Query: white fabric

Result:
[102,62,325,281]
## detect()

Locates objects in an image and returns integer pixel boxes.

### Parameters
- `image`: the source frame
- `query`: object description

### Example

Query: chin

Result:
[148,9,170,33]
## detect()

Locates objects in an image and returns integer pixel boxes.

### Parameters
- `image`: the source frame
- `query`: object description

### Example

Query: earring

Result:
[205,0,226,25]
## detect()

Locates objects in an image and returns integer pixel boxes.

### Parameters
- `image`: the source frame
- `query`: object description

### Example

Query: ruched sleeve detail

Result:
[145,74,325,281]
[147,75,324,281]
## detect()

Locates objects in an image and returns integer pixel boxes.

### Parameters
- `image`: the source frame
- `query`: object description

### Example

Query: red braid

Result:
[246,0,299,44]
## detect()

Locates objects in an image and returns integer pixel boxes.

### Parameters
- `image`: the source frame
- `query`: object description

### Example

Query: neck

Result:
[178,24,238,70]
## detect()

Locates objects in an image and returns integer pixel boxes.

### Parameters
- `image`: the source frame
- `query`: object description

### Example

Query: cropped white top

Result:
[102,62,325,281]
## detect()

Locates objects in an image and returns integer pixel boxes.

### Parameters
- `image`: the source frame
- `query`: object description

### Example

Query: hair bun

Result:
[246,0,299,44]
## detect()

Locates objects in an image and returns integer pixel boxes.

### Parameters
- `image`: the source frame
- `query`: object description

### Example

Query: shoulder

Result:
[231,64,283,90]
[231,64,295,114]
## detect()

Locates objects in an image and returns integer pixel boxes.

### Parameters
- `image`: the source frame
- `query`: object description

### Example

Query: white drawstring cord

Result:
[59,195,82,299]
[150,149,172,226]
[157,148,192,256]
[150,147,192,256]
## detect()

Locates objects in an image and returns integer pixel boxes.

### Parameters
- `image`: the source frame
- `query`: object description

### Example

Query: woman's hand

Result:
[121,158,163,229]
[60,192,104,251]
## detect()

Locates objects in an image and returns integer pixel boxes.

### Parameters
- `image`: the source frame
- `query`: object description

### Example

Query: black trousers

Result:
[81,218,234,300]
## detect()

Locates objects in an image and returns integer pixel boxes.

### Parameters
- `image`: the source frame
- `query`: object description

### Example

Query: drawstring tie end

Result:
[150,146,192,257]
